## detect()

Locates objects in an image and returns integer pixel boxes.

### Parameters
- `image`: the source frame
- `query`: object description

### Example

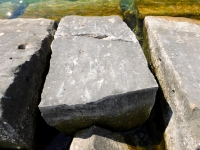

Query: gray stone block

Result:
[143,16,200,150]
[40,16,158,135]
[69,126,129,150]
[0,18,56,149]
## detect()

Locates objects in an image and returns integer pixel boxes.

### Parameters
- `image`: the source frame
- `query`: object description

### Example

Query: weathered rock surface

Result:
[39,16,158,135]
[0,18,56,149]
[70,126,130,150]
[143,16,200,150]
[70,124,166,150]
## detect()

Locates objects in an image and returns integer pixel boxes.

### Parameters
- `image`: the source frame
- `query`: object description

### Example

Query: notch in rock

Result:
[18,44,27,49]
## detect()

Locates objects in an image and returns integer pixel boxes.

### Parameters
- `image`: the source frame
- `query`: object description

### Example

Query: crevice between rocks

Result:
[56,33,132,42]
[34,21,62,150]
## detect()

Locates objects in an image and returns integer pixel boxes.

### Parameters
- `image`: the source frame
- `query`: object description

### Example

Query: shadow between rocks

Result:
[0,28,58,149]
[71,86,172,150]
[120,87,172,149]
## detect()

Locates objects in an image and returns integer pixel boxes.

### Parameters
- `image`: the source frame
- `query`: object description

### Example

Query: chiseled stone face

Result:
[39,16,158,135]
[0,18,56,149]
[143,16,200,150]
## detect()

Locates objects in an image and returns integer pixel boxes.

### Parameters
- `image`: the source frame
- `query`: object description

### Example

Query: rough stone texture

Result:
[69,126,130,150]
[0,18,56,149]
[143,16,200,150]
[70,124,166,150]
[39,16,158,135]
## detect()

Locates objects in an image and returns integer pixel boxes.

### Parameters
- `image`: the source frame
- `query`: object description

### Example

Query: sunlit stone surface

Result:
[0,18,56,149]
[143,16,200,150]
[70,126,130,150]
[39,16,158,135]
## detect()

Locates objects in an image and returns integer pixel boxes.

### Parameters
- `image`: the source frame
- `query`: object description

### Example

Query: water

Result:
[0,0,134,21]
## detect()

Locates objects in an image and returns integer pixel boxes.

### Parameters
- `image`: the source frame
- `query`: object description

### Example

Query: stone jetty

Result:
[39,16,158,135]
[0,18,56,149]
[143,16,200,150]
[1,1,200,149]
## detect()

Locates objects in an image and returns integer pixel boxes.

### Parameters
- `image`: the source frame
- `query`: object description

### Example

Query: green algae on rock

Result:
[21,0,123,21]
[0,2,19,19]
[124,0,200,45]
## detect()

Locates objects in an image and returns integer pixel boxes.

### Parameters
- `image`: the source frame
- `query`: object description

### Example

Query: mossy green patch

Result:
[21,0,123,22]
[0,2,19,19]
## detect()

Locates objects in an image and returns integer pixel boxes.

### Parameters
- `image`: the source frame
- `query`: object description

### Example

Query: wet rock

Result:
[21,0,123,21]
[0,18,56,149]
[69,126,130,150]
[124,0,200,45]
[143,16,200,150]
[134,0,200,20]
[39,16,158,135]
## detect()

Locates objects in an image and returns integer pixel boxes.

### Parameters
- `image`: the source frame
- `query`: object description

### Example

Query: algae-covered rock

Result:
[21,0,123,21]
[0,2,19,19]
[136,2,200,19]
[132,0,200,19]
[124,0,200,45]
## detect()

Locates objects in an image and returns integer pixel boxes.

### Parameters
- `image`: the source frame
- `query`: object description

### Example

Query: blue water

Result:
[0,0,50,19]
[0,0,46,5]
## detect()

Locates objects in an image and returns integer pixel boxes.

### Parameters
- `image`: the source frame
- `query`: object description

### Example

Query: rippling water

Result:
[0,0,134,21]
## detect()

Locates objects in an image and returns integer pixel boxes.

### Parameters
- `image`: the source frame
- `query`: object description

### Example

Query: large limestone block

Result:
[143,16,200,150]
[40,16,158,135]
[70,126,130,150]
[0,18,56,149]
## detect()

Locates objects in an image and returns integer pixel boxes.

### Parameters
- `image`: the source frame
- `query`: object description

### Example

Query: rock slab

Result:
[0,18,56,149]
[69,126,130,150]
[143,16,200,150]
[39,16,158,135]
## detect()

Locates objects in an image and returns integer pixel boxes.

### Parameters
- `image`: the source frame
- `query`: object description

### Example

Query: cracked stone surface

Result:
[39,16,158,135]
[143,16,200,150]
[0,18,56,149]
